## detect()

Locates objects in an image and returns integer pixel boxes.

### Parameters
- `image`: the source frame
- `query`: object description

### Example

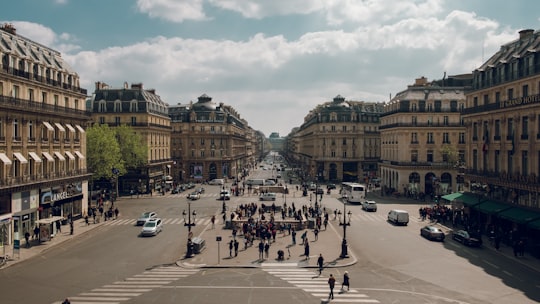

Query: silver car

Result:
[140,218,163,236]
[362,200,377,212]
[136,211,157,226]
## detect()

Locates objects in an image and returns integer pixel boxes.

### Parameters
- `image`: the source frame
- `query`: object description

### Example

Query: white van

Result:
[247,179,265,186]
[387,209,409,225]
[259,192,277,201]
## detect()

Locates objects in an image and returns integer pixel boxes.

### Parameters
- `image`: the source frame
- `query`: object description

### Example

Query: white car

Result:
[188,191,200,200]
[219,190,231,200]
[136,211,157,226]
[362,200,377,212]
[140,218,163,236]
[259,192,277,201]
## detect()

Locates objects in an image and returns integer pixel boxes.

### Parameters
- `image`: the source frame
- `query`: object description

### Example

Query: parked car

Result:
[308,183,317,191]
[188,191,201,200]
[420,225,445,241]
[361,200,377,212]
[265,179,276,185]
[219,190,231,200]
[196,187,205,194]
[140,218,163,236]
[260,192,277,201]
[186,183,196,189]
[452,230,482,247]
[327,183,337,190]
[136,211,157,226]
[208,179,224,185]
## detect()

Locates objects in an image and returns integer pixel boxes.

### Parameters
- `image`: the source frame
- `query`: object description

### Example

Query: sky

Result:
[2,0,539,137]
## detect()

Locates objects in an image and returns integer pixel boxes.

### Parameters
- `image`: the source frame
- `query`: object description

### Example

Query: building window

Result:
[411,132,418,143]
[342,138,346,145]
[427,150,433,162]
[459,132,465,144]
[443,132,449,144]
[522,116,529,139]
[28,121,34,141]
[114,101,121,112]
[483,94,489,105]
[131,117,136,125]
[507,151,513,174]
[54,95,58,106]
[443,116,448,126]
[28,88,34,101]
[98,101,106,112]
[508,88,514,100]
[523,84,529,97]
[411,103,417,111]
[473,97,478,107]
[494,120,500,139]
[342,151,346,158]
[495,150,500,173]
[495,92,500,103]
[331,125,336,131]
[427,132,434,144]
[130,101,138,112]
[411,150,418,162]
[200,138,205,145]
[342,125,346,132]
[522,151,528,176]
[427,103,433,112]
[507,118,514,138]
[114,117,120,125]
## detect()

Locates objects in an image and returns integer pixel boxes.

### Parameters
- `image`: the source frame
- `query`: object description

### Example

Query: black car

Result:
[326,184,337,190]
[452,230,482,247]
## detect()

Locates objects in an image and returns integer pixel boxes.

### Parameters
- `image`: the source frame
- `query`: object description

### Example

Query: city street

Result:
[0,169,539,303]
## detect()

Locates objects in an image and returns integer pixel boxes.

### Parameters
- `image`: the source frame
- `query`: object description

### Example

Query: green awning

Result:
[442,193,463,201]
[497,208,540,225]
[528,219,540,231]
[457,193,482,207]
[474,200,512,215]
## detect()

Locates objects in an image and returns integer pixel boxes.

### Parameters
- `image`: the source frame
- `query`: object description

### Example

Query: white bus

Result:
[341,182,366,204]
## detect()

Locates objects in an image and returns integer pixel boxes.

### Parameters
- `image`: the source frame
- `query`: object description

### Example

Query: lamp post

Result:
[183,200,197,257]
[338,204,352,258]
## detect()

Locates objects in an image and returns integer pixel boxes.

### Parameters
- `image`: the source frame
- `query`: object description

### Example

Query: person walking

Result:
[264,240,270,259]
[234,239,239,257]
[258,240,264,260]
[317,254,324,275]
[341,271,350,291]
[229,240,234,257]
[328,274,336,299]
[304,241,310,259]
[291,228,296,245]
[313,228,319,241]
[211,215,216,229]
[62,298,71,304]
[24,231,31,248]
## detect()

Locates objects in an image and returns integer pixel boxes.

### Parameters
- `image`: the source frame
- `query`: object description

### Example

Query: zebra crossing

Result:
[165,192,222,199]
[52,266,199,304]
[349,212,421,223]
[102,217,212,226]
[262,265,379,303]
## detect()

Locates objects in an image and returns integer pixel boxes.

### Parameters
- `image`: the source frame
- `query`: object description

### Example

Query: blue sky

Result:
[2,0,539,136]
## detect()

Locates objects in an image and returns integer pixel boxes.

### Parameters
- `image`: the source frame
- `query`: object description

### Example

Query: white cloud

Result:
[136,0,208,22]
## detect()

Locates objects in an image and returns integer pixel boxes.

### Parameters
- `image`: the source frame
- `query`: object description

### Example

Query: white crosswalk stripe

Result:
[262,266,379,303]
[102,218,211,226]
[350,213,421,223]
[51,266,199,304]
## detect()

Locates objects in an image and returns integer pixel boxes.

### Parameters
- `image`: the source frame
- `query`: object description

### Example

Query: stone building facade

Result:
[461,29,540,240]
[288,95,383,183]
[90,82,172,194]
[379,76,471,197]
[0,24,91,246]
[168,94,260,183]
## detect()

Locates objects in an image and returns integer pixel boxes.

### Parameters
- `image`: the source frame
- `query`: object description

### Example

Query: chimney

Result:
[131,83,143,90]
[0,23,16,35]
[415,77,428,86]
[519,29,534,40]
[95,81,109,90]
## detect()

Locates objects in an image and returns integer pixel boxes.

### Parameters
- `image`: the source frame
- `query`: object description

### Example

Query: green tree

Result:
[86,124,125,182]
[114,124,147,169]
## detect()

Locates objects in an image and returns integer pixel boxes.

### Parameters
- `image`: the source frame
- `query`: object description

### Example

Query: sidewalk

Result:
[1,217,108,269]
[178,215,357,269]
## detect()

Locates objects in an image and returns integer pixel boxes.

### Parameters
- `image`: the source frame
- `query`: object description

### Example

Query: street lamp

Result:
[183,200,197,257]
[338,204,352,258]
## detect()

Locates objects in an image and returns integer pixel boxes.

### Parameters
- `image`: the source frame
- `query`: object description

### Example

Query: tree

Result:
[86,124,125,183]
[114,124,147,170]
[440,144,459,165]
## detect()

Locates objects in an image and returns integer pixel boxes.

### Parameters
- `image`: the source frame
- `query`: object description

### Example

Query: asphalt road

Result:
[0,165,539,303]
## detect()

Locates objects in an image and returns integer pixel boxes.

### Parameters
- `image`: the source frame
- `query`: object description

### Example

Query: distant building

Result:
[268,132,285,152]
[0,23,91,244]
[288,95,383,182]
[90,82,172,194]
[168,94,260,182]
